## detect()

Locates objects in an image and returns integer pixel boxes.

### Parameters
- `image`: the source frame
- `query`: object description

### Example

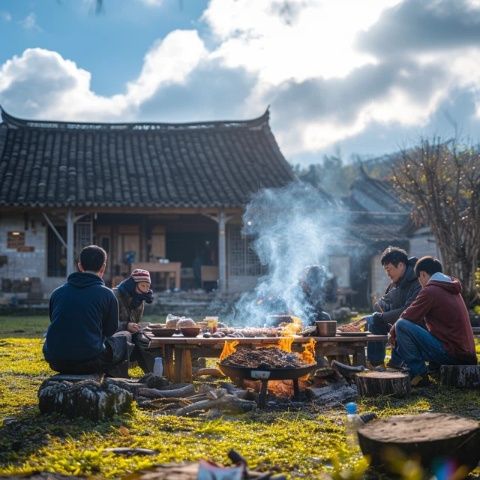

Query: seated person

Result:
[300,265,336,325]
[391,256,477,386]
[43,245,129,376]
[363,246,421,368]
[113,269,155,373]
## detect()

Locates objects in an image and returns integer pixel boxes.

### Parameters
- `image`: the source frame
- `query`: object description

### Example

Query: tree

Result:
[293,152,357,198]
[391,138,480,305]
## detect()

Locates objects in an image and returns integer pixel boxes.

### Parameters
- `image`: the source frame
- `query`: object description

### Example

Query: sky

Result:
[2,0,480,165]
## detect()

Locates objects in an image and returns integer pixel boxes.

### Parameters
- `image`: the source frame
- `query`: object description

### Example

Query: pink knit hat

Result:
[131,269,151,284]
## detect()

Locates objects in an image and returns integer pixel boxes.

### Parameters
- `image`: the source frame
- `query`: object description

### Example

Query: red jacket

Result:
[401,276,477,364]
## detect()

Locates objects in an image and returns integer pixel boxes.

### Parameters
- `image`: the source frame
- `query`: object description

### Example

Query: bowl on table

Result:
[180,327,201,337]
[150,328,177,337]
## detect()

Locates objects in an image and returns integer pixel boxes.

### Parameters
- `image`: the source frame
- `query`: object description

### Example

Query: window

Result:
[47,226,66,277]
[227,224,264,276]
[7,231,25,249]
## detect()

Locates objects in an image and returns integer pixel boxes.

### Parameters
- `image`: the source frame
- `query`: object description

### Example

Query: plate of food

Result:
[337,330,370,337]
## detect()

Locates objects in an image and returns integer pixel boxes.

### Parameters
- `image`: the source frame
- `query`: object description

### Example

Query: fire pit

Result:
[219,346,316,407]
[220,363,316,407]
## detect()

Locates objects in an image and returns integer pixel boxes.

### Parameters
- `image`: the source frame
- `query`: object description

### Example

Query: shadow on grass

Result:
[0,405,128,468]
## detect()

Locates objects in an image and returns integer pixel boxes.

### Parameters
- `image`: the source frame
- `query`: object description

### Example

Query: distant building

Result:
[0,107,294,301]
[345,166,439,306]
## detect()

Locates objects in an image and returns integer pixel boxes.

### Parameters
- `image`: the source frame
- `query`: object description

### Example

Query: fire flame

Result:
[301,338,316,365]
[278,316,303,353]
[219,340,239,361]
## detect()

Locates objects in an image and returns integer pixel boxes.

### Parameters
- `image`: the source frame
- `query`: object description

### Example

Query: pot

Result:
[315,320,337,337]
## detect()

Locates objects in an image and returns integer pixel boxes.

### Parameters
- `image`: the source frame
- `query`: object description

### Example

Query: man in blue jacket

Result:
[43,245,129,376]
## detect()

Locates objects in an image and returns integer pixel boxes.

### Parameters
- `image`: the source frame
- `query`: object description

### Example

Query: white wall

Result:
[0,214,63,296]
[408,227,441,261]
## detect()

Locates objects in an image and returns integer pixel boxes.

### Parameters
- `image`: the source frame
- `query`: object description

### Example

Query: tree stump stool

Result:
[38,374,133,421]
[440,365,480,388]
[355,371,410,397]
[357,413,480,474]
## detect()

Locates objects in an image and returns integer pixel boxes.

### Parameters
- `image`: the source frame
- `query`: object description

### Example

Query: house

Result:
[0,107,295,301]
[345,165,439,306]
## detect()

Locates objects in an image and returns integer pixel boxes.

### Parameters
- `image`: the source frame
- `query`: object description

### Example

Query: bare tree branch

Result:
[391,138,480,305]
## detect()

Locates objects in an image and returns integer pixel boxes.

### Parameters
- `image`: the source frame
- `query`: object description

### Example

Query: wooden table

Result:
[147,334,388,383]
[132,262,182,290]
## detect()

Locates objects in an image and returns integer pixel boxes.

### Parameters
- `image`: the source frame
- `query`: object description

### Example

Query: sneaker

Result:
[411,374,431,387]
[330,360,365,380]
[386,360,409,372]
[366,360,385,371]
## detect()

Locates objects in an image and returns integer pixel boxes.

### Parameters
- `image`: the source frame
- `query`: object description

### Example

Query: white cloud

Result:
[19,12,41,31]
[0,30,208,121]
[0,11,12,22]
[125,30,207,106]
[203,0,401,83]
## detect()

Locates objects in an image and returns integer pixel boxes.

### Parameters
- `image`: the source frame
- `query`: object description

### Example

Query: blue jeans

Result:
[395,319,458,377]
[366,315,389,365]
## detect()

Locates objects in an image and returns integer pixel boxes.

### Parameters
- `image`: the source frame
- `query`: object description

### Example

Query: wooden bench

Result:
[146,335,388,383]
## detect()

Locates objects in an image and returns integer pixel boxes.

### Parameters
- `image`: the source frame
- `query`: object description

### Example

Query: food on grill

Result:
[218,327,280,338]
[220,347,311,369]
[337,319,365,333]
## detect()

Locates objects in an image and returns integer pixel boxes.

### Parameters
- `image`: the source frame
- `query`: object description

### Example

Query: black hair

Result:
[380,246,408,267]
[414,256,443,277]
[79,245,107,272]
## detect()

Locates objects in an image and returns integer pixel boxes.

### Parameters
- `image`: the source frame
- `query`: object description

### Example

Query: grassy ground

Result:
[0,315,479,479]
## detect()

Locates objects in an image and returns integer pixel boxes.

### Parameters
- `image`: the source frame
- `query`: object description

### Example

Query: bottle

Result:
[153,357,164,377]
[345,402,363,447]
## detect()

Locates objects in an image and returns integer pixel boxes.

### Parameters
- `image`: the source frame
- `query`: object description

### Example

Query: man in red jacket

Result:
[391,256,477,386]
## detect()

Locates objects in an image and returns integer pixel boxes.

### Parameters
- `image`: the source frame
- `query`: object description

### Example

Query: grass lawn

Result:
[0,315,479,479]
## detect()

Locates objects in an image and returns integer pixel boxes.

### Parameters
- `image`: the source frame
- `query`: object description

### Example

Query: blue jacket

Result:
[43,272,119,362]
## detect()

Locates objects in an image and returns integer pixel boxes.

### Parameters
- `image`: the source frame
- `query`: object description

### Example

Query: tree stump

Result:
[440,365,480,388]
[355,371,410,397]
[38,377,133,421]
[357,413,480,473]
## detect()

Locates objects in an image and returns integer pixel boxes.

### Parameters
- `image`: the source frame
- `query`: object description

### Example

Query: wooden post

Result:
[440,365,480,388]
[218,210,227,293]
[66,208,75,276]
[203,211,233,294]
[355,371,410,397]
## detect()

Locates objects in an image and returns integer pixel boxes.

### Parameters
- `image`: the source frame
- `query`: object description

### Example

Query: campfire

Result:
[218,317,317,406]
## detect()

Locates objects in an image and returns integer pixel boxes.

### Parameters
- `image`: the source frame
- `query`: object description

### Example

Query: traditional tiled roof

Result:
[348,165,410,215]
[0,108,294,209]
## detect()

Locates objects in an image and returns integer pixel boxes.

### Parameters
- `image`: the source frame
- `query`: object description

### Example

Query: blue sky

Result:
[2,0,480,165]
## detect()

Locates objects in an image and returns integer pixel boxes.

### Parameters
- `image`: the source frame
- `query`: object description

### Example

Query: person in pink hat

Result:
[113,269,154,373]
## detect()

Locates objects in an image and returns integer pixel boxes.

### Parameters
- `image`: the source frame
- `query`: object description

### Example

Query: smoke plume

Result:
[233,182,346,326]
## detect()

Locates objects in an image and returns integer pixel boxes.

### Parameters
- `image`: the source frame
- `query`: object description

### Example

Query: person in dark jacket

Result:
[391,256,477,385]
[364,246,421,367]
[113,269,154,373]
[300,265,336,325]
[43,245,129,376]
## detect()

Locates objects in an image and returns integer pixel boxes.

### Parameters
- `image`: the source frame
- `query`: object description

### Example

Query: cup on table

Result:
[205,316,219,333]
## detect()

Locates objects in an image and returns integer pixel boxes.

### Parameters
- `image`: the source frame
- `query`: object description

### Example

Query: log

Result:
[138,384,195,399]
[175,394,257,416]
[440,365,480,388]
[358,413,480,473]
[38,379,132,420]
[305,383,357,406]
[193,368,226,378]
[355,371,410,397]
